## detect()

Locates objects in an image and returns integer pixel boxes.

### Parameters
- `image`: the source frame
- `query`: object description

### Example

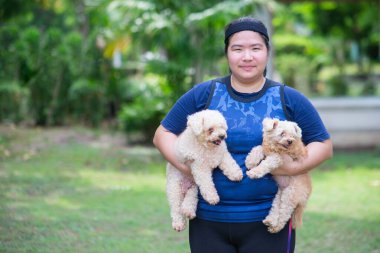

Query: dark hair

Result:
[224,17,270,54]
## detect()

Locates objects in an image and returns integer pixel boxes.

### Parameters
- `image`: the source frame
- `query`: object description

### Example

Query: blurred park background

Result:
[0,0,379,252]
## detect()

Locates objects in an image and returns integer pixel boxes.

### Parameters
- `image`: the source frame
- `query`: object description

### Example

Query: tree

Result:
[272,1,379,95]
[104,0,274,96]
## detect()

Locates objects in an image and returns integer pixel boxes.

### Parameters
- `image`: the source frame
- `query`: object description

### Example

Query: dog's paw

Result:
[245,159,261,170]
[183,210,196,220]
[181,206,196,220]
[263,217,276,227]
[246,157,264,169]
[264,218,285,233]
[246,169,265,179]
[267,225,283,234]
[245,146,265,169]
[203,193,220,205]
[229,170,243,181]
[263,219,270,227]
[172,220,186,232]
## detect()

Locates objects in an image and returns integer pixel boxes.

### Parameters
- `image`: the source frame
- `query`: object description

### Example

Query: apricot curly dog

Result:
[245,118,311,233]
[166,110,243,231]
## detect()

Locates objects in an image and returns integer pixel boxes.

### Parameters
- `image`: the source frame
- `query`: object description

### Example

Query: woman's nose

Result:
[242,50,253,60]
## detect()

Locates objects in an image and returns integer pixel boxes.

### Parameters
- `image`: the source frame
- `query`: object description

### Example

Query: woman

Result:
[153,17,333,253]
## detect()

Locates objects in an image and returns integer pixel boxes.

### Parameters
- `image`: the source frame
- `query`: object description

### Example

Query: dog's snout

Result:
[287,140,293,145]
[219,135,226,140]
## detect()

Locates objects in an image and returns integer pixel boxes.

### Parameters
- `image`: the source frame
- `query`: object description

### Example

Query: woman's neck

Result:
[230,75,266,93]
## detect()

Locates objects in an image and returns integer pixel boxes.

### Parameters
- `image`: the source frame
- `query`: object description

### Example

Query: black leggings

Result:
[189,218,295,253]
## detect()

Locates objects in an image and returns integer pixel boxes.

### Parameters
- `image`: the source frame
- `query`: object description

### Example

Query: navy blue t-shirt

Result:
[162,77,329,145]
[162,76,330,222]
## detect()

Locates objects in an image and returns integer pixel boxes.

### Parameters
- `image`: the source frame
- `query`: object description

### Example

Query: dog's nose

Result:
[287,140,293,145]
[219,135,225,140]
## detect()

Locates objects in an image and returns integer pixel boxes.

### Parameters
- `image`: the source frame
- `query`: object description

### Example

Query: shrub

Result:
[68,79,106,126]
[118,76,169,143]
[0,80,29,123]
[329,75,349,96]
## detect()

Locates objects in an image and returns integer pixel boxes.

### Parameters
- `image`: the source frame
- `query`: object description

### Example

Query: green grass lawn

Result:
[0,126,379,253]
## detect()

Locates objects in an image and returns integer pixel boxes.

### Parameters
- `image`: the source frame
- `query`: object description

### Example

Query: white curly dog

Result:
[166,109,243,232]
[245,118,311,233]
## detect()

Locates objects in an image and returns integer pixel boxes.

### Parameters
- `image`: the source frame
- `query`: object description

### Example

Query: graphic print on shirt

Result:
[195,79,288,223]
[212,83,284,129]
[208,81,287,154]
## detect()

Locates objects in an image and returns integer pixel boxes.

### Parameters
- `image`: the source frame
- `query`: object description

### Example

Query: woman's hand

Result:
[271,139,333,176]
[271,154,303,176]
[177,160,193,178]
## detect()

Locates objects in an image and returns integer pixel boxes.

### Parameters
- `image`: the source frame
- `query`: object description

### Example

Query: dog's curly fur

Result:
[166,110,243,232]
[245,118,312,233]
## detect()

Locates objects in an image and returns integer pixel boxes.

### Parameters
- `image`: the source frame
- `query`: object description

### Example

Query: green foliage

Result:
[274,34,325,57]
[329,75,349,96]
[275,54,311,88]
[361,79,377,96]
[105,0,267,139]
[118,76,169,143]
[106,0,262,90]
[69,79,106,126]
[287,2,378,72]
[0,80,29,122]
[18,27,41,71]
[0,0,378,138]
[145,60,190,98]
[273,34,328,94]
[0,2,110,126]
[0,0,34,22]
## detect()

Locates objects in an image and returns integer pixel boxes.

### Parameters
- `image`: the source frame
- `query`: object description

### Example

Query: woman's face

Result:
[226,30,269,84]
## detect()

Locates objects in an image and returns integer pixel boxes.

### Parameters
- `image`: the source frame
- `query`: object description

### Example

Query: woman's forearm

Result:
[273,139,333,176]
[301,139,333,173]
[153,125,192,176]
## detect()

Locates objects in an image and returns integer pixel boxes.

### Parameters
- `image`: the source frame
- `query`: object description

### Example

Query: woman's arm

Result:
[272,139,333,176]
[153,125,192,177]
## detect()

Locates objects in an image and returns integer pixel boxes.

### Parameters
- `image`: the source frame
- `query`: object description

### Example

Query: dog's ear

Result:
[292,122,302,138]
[262,118,279,132]
[187,111,204,136]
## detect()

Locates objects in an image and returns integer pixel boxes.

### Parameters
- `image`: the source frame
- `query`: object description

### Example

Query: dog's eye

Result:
[208,128,214,134]
[281,131,286,137]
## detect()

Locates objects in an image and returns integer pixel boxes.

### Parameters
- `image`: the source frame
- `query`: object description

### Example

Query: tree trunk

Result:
[254,4,274,79]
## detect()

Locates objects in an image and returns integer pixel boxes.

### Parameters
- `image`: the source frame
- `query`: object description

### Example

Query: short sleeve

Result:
[161,80,214,135]
[283,86,330,145]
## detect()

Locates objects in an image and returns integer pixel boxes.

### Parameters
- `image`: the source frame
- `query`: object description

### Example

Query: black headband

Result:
[224,19,269,44]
